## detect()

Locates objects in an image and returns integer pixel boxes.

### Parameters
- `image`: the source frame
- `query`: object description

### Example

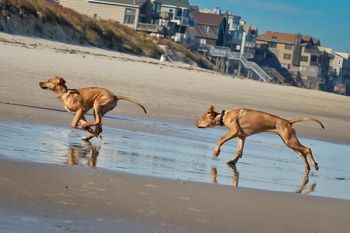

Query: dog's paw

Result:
[314,163,319,171]
[81,136,91,141]
[213,148,220,157]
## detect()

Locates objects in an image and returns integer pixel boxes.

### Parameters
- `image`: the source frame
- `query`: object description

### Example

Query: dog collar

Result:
[219,110,225,126]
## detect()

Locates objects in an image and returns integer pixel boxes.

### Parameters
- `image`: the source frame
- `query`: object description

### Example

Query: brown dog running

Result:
[39,76,147,141]
[195,105,324,174]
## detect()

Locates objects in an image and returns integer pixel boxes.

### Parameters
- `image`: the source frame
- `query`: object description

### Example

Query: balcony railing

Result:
[160,12,172,20]
[136,23,162,33]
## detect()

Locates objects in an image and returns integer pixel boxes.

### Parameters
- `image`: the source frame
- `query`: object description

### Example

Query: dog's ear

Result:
[208,105,215,113]
[57,76,66,85]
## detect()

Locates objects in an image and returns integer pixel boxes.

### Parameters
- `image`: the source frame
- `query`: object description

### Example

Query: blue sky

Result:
[191,0,349,52]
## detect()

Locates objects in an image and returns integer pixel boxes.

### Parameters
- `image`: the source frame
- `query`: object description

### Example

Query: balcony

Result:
[136,23,163,33]
[160,12,172,20]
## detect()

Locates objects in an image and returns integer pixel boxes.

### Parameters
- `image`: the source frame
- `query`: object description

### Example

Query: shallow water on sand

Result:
[0,118,349,200]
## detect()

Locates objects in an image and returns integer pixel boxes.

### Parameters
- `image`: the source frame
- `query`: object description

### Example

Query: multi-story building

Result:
[59,0,159,29]
[223,14,242,51]
[319,47,350,94]
[159,0,191,26]
[256,31,330,89]
[223,15,257,59]
[185,11,227,47]
[240,22,257,59]
[158,0,192,41]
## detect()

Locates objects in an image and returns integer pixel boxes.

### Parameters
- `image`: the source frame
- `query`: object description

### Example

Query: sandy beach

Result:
[0,32,350,232]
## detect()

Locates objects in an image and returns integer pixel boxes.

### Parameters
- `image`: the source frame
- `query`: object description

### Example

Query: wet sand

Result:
[1,121,349,200]
[0,33,350,232]
[1,159,350,233]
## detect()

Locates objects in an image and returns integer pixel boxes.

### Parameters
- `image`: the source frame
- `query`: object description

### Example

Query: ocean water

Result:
[0,118,349,200]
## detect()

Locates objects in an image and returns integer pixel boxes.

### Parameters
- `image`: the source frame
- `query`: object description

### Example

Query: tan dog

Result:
[195,105,324,174]
[39,76,147,141]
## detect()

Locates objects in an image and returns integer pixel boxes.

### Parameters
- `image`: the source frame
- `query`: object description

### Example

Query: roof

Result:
[318,47,349,59]
[257,31,320,45]
[192,12,225,27]
[88,0,147,7]
[186,25,219,40]
[318,46,333,54]
[161,0,190,8]
[334,51,349,59]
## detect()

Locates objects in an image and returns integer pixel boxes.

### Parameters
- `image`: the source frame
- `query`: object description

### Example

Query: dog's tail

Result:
[288,117,325,129]
[115,96,147,114]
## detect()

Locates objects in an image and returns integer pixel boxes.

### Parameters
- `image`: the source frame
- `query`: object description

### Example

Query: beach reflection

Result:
[211,165,239,187]
[294,174,316,194]
[0,121,349,200]
[66,142,100,168]
[211,165,316,195]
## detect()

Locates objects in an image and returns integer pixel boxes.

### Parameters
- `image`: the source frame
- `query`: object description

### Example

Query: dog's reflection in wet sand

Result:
[295,174,316,194]
[211,165,316,194]
[67,142,100,167]
[211,164,239,187]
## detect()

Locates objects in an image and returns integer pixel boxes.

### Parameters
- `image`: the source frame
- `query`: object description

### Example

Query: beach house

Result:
[59,0,159,30]
[157,0,192,41]
[186,11,227,47]
[256,31,330,89]
[318,47,350,94]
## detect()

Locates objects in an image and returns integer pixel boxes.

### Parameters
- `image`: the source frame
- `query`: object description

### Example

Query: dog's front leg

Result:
[71,110,99,140]
[71,110,84,130]
[227,137,246,165]
[213,130,237,157]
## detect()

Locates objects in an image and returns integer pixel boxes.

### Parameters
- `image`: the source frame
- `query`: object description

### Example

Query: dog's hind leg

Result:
[278,126,317,174]
[304,147,319,171]
[82,105,102,128]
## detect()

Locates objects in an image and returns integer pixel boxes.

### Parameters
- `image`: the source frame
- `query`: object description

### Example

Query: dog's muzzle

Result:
[39,82,47,89]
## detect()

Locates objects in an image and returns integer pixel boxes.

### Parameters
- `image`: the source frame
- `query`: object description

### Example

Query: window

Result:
[301,56,308,62]
[285,44,293,50]
[281,64,290,69]
[200,38,206,45]
[268,42,277,48]
[168,9,174,19]
[311,55,318,63]
[153,2,161,14]
[283,53,292,60]
[124,8,136,25]
[176,8,182,18]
